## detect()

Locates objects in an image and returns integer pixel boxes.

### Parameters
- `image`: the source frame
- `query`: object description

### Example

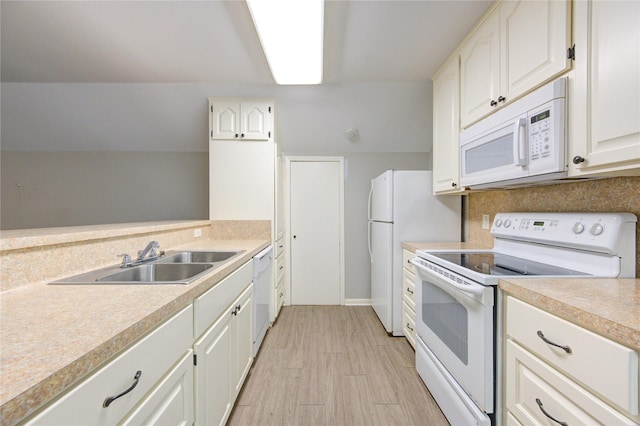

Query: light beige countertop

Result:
[0,221,270,425]
[500,278,640,351]
[402,241,493,252]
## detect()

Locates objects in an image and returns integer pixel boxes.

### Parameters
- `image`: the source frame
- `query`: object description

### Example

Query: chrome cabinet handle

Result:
[490,99,498,107]
[498,95,506,103]
[572,155,586,164]
[103,370,142,408]
[406,323,414,332]
[537,330,572,354]
[406,287,414,295]
[536,398,568,426]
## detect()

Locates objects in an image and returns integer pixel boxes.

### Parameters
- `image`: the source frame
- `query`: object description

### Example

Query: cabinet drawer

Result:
[26,305,193,426]
[504,410,523,426]
[275,238,285,258]
[506,340,636,425]
[275,254,285,286]
[402,249,415,275]
[402,301,416,349]
[194,261,252,337]
[506,296,639,416]
[402,269,416,311]
[276,280,285,313]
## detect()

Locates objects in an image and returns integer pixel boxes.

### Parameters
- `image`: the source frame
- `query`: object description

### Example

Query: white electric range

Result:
[411,212,637,426]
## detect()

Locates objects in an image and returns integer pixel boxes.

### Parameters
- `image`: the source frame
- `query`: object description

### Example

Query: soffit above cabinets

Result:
[0,0,492,84]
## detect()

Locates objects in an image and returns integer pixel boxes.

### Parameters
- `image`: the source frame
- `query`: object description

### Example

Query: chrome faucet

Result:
[118,240,160,268]
[137,240,159,262]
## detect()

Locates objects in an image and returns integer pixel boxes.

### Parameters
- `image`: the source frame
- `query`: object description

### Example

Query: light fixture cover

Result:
[247,0,324,85]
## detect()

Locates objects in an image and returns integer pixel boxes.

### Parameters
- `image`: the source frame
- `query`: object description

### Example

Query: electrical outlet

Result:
[482,215,490,230]
[194,228,202,238]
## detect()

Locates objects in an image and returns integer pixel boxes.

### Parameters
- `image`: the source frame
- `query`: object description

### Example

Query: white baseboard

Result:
[344,298,371,306]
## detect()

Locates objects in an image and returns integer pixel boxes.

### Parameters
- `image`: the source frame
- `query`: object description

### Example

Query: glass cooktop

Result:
[429,252,588,276]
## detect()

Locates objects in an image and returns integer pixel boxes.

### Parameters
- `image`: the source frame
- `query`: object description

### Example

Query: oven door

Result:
[412,258,495,413]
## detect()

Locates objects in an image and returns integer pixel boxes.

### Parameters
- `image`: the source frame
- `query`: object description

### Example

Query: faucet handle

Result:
[118,253,132,267]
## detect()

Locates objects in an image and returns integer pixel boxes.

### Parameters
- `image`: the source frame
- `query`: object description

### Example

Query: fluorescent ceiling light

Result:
[247,0,324,85]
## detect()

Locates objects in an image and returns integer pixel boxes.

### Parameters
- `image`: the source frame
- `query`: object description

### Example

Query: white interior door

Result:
[288,158,343,305]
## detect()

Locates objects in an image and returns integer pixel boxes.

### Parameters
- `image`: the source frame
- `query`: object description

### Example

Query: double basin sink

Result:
[51,250,244,285]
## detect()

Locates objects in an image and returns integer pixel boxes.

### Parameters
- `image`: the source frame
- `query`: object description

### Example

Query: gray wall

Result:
[1,151,208,228]
[1,81,434,299]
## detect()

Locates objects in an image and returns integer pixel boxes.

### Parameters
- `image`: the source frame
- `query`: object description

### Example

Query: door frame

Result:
[285,156,345,305]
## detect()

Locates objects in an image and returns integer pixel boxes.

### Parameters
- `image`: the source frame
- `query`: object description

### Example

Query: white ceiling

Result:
[0,0,493,84]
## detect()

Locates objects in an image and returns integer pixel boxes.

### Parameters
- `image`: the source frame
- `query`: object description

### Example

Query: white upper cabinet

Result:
[210,100,272,141]
[569,0,640,177]
[460,0,571,128]
[432,55,465,194]
[460,9,501,129]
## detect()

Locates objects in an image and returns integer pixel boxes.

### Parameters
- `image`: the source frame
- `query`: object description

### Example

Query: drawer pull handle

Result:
[406,287,414,295]
[406,323,414,332]
[536,398,568,426]
[103,370,142,408]
[537,330,572,354]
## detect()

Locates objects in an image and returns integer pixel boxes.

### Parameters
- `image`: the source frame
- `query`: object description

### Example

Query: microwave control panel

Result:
[529,109,552,161]
[526,97,566,174]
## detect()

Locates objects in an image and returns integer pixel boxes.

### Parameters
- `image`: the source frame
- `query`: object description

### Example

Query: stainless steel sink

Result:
[96,263,213,283]
[49,249,244,285]
[158,250,244,264]
[51,262,215,285]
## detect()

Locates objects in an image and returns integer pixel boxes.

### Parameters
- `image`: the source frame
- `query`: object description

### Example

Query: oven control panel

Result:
[490,212,637,254]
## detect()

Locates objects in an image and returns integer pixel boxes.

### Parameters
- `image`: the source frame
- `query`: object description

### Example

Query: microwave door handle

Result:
[514,117,527,166]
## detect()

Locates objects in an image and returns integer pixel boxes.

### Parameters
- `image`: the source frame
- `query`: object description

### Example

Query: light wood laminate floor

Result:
[229,305,449,425]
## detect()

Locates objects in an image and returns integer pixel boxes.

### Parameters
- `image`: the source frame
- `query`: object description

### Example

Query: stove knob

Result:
[503,219,512,228]
[495,219,503,227]
[590,223,604,236]
[572,222,585,234]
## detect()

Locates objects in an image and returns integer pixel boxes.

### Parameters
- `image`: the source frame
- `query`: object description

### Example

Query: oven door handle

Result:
[410,259,486,296]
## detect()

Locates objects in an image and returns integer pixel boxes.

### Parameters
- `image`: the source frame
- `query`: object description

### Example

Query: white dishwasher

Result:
[252,245,273,356]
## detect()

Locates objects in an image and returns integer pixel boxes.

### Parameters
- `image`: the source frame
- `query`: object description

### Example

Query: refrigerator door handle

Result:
[367,220,373,263]
[367,185,373,221]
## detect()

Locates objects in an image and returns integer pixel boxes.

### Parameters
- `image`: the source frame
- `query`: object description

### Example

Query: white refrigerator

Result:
[368,170,461,335]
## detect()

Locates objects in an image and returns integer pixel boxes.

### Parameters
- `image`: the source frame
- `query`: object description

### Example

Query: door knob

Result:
[572,156,586,164]
[293,235,297,239]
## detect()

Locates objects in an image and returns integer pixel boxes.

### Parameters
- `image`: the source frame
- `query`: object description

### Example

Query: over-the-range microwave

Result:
[460,77,568,189]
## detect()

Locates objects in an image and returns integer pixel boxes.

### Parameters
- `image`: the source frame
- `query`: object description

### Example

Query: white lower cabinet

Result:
[120,350,194,426]
[504,295,639,425]
[22,260,258,426]
[272,236,286,321]
[193,263,254,426]
[24,305,194,426]
[401,249,416,349]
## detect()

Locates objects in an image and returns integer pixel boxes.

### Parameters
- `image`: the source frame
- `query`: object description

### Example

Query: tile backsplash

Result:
[467,176,640,277]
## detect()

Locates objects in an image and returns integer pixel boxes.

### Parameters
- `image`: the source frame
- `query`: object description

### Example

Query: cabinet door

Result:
[500,0,571,102]
[210,100,240,140]
[505,340,636,426]
[120,350,194,426]
[432,55,465,194]
[193,308,233,426]
[460,8,500,128]
[569,0,640,177]
[241,102,271,140]
[230,285,253,400]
